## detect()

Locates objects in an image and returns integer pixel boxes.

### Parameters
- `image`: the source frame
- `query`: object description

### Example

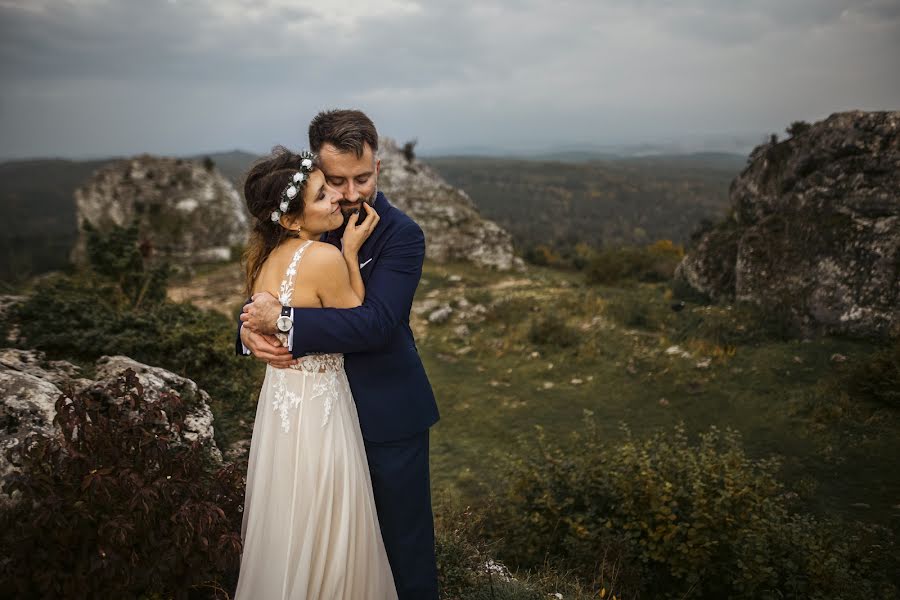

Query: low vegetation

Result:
[2,221,898,598]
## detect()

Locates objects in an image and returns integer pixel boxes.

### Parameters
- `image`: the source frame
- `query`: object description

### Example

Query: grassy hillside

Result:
[163,257,899,530]
[5,241,896,596]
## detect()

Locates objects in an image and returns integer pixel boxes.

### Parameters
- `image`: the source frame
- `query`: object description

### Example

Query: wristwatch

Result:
[276,305,293,333]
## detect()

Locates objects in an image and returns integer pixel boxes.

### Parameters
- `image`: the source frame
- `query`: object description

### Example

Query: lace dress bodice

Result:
[269,240,345,433]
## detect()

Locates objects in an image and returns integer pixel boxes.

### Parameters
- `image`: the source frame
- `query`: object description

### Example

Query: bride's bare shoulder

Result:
[301,241,346,275]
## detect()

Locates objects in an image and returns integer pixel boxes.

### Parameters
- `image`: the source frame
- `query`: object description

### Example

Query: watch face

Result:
[276,316,292,332]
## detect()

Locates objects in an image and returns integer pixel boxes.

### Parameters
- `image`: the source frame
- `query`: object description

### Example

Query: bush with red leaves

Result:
[0,368,245,599]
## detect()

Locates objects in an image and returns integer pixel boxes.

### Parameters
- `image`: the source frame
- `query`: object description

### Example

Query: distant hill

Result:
[192,150,260,187]
[0,158,109,282]
[0,149,742,283]
[425,154,742,252]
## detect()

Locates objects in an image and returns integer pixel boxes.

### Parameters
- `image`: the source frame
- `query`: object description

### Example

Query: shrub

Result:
[0,369,244,599]
[524,244,562,267]
[529,314,580,348]
[483,415,897,599]
[435,501,598,600]
[839,338,900,408]
[785,121,811,138]
[585,241,683,286]
[605,297,656,330]
[672,300,798,346]
[82,220,170,310]
[402,139,418,162]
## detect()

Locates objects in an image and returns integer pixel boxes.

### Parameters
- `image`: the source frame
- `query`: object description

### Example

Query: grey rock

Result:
[378,139,524,271]
[675,111,900,339]
[452,324,471,338]
[0,348,89,390]
[92,356,222,463]
[0,350,223,506]
[0,366,62,485]
[72,155,248,265]
[428,305,453,324]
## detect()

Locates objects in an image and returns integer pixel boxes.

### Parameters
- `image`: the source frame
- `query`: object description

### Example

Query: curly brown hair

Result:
[241,146,317,298]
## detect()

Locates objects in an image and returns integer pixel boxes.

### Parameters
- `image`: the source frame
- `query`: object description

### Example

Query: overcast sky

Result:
[1,0,898,159]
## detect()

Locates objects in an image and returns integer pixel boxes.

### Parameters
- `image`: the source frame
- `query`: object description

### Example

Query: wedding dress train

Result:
[234,240,398,600]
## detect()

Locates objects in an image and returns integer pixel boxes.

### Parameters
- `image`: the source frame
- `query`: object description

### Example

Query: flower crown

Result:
[270,150,317,224]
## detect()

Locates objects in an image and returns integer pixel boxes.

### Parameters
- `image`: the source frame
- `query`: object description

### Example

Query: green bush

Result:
[585,241,683,286]
[82,220,171,310]
[672,300,798,346]
[529,314,580,348]
[0,369,243,598]
[840,338,900,408]
[435,501,597,600]
[483,415,897,599]
[605,297,657,330]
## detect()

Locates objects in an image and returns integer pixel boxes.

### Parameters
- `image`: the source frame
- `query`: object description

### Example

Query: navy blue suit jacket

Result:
[235,192,439,442]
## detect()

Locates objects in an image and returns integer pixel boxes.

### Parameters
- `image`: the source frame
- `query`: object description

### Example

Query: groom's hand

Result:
[240,292,281,335]
[240,326,294,368]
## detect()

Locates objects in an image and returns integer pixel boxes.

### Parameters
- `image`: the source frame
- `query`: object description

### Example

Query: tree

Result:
[785,120,811,138]
[401,139,418,162]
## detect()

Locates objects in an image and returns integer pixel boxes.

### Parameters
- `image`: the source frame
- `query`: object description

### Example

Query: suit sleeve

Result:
[289,222,424,357]
[234,298,251,356]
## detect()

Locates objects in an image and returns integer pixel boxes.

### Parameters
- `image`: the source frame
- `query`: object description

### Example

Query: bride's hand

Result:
[341,202,380,257]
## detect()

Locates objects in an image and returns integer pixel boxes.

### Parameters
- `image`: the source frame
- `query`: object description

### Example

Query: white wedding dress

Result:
[234,240,398,600]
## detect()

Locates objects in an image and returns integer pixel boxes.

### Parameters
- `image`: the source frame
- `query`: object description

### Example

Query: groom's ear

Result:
[375,158,381,175]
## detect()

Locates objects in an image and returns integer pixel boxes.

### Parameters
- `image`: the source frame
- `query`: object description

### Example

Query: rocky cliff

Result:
[675,111,900,339]
[377,139,523,271]
[71,155,248,265]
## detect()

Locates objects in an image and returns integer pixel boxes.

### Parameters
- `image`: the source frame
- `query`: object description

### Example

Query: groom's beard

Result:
[339,185,378,223]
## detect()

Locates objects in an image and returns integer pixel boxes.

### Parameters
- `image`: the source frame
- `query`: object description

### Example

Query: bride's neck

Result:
[284,230,318,242]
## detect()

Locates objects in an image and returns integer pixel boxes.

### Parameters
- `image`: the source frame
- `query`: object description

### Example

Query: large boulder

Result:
[378,139,523,271]
[0,349,222,506]
[675,111,900,339]
[72,155,248,265]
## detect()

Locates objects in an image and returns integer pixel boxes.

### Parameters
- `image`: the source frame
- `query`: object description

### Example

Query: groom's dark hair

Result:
[308,109,378,158]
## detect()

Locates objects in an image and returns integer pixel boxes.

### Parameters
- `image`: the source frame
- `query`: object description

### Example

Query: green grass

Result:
[418,261,900,527]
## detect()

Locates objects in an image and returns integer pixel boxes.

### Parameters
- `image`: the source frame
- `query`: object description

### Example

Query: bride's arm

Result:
[340,203,379,303]
[342,248,365,302]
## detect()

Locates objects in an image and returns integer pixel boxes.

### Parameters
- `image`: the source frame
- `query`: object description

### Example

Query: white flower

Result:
[293,171,306,183]
[271,210,280,222]
[280,200,289,212]
[286,185,298,199]
[301,158,313,169]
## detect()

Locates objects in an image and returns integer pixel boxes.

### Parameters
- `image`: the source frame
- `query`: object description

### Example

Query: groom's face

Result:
[318,142,380,220]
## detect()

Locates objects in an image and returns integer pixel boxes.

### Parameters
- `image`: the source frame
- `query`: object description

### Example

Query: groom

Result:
[237,109,440,599]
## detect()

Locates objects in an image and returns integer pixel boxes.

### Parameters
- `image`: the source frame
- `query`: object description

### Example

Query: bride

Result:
[233,147,397,599]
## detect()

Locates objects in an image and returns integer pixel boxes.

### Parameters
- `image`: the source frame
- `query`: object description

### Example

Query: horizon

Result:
[0,136,760,164]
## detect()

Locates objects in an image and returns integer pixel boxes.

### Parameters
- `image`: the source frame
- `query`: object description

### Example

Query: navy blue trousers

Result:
[364,429,439,600]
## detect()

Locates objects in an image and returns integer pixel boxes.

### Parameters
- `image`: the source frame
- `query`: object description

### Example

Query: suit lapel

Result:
[357,193,393,285]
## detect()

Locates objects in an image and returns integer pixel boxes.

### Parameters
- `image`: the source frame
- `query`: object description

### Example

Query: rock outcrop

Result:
[378,139,523,271]
[675,111,900,339]
[0,349,222,504]
[72,155,247,265]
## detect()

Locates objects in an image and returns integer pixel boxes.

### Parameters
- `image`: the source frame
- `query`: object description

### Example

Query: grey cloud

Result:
[0,0,898,159]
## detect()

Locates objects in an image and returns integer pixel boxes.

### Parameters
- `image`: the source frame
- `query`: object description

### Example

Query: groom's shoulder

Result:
[380,194,423,237]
